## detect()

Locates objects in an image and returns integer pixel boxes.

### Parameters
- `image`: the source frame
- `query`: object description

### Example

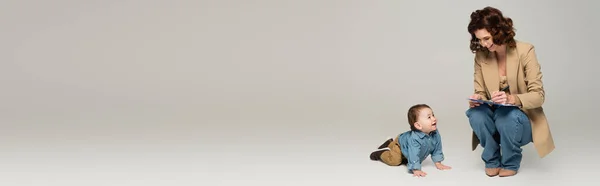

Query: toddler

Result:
[369,104,451,177]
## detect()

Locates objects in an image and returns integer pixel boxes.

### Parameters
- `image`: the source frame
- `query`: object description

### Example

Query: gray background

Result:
[1,0,597,185]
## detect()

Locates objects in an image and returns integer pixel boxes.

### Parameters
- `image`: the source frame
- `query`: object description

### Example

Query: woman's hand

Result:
[491,91,508,104]
[469,94,481,108]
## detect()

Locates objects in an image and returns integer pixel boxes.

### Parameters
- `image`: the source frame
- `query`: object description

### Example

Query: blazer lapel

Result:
[505,47,519,95]
[481,52,499,95]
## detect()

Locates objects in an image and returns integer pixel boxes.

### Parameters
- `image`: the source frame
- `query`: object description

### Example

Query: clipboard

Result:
[468,98,518,107]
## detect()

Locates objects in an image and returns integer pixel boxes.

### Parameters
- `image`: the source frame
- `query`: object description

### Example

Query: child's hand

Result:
[412,170,427,177]
[435,162,452,170]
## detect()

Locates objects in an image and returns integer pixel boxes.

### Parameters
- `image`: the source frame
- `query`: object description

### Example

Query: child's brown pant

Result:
[380,138,406,166]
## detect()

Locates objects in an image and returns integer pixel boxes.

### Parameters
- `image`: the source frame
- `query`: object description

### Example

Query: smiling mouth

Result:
[488,44,494,50]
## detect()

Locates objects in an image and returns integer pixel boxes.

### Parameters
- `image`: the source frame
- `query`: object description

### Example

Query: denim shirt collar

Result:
[414,130,437,139]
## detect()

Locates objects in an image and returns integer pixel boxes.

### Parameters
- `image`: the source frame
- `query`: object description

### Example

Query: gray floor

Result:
[200,121,580,185]
[1,112,587,185]
[199,120,583,185]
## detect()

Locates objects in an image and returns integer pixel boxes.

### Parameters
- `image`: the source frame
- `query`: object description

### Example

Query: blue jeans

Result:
[466,104,533,171]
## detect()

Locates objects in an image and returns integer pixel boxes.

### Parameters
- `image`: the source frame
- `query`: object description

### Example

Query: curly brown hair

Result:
[468,6,516,53]
[407,104,430,131]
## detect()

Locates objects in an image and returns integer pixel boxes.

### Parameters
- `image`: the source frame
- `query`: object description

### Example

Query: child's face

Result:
[415,108,437,134]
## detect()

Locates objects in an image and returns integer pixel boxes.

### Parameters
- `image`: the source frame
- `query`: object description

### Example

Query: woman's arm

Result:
[473,57,489,100]
[514,46,545,109]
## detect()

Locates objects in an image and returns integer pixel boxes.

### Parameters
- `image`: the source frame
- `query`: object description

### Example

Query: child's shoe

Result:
[369,148,390,161]
[377,138,393,149]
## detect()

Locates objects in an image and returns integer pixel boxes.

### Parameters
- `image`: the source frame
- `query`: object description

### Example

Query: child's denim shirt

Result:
[398,130,445,172]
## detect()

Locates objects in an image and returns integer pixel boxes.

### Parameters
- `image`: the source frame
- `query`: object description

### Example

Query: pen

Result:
[467,86,515,107]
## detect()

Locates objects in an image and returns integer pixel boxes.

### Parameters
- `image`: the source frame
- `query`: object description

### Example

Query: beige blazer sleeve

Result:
[473,58,488,100]
[514,46,545,109]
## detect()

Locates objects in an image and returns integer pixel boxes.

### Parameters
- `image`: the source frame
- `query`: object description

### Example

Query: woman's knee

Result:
[494,107,527,126]
[494,107,532,144]
[466,105,495,132]
[466,105,493,120]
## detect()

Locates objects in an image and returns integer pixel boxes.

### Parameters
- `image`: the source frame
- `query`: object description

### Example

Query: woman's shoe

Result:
[499,169,517,177]
[485,168,501,177]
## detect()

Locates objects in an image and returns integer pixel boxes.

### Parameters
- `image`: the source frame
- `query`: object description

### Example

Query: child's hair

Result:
[407,104,431,131]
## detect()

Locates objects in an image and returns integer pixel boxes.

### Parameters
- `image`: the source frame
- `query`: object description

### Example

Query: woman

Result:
[465,6,555,177]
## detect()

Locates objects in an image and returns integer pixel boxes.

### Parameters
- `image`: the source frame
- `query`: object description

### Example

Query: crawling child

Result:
[369,104,451,177]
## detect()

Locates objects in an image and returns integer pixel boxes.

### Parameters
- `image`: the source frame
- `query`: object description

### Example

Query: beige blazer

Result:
[471,40,555,158]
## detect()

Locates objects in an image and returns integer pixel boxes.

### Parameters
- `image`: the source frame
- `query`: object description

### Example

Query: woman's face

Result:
[474,29,500,52]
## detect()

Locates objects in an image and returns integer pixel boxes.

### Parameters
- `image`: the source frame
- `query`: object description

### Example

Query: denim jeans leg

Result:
[493,106,533,171]
[466,104,501,168]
